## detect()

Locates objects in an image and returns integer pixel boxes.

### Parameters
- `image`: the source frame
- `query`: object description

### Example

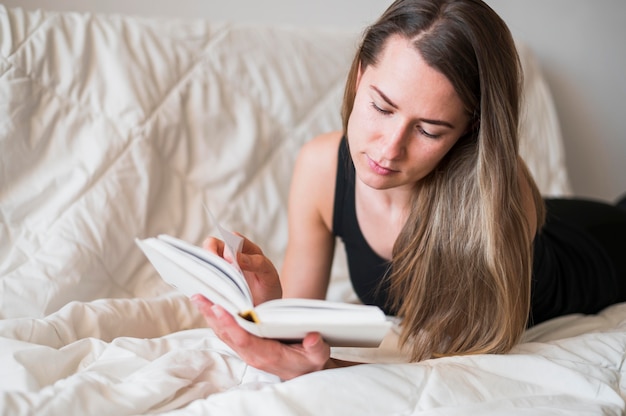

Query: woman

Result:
[193,0,626,380]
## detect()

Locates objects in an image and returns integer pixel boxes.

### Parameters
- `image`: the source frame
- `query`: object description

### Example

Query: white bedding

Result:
[1,5,624,415]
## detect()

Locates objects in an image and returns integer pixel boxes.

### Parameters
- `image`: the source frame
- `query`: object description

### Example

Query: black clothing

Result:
[332,139,392,313]
[530,198,626,324]
[331,138,626,324]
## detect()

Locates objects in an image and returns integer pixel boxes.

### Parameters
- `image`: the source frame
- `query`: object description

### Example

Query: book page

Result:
[205,206,244,275]
[136,237,249,314]
[157,235,253,306]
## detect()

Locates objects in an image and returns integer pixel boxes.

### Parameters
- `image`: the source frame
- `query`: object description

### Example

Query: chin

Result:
[357,172,398,190]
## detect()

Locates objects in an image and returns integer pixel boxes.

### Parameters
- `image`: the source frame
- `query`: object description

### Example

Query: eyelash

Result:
[370,101,390,115]
[369,102,441,139]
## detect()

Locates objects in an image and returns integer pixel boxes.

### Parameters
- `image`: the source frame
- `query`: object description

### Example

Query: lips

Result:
[366,155,397,175]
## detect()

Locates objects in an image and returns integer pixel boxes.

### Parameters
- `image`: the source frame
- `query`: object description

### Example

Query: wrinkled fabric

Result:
[0,5,569,319]
[0,5,604,415]
[1,295,625,415]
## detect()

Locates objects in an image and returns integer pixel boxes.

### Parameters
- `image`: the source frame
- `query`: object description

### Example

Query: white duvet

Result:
[1,5,624,415]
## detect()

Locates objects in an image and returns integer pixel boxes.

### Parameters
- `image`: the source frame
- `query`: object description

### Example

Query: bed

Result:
[1,5,625,415]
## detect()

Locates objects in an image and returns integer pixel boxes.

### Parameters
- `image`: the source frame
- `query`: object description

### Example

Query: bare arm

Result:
[201,132,341,303]
[280,131,343,299]
[194,132,355,379]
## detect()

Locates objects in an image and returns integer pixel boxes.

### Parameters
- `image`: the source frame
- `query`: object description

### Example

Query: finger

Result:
[301,332,330,367]
[204,237,237,264]
[236,234,264,256]
[302,332,323,349]
[190,294,215,319]
[207,305,262,353]
[202,237,224,256]
[192,295,256,346]
[237,252,273,274]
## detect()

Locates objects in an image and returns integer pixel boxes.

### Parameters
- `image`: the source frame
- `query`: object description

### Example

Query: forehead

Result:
[362,35,467,121]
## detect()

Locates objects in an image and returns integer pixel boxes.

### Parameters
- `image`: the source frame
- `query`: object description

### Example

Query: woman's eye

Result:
[370,102,391,115]
[418,127,440,139]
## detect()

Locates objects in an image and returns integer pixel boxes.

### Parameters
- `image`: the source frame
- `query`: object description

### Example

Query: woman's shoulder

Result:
[294,131,343,180]
[290,131,343,230]
[298,131,343,160]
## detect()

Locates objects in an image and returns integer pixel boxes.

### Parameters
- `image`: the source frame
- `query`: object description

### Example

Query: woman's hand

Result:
[192,295,331,380]
[203,234,282,305]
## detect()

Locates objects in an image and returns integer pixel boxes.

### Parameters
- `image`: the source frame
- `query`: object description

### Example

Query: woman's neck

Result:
[354,179,412,260]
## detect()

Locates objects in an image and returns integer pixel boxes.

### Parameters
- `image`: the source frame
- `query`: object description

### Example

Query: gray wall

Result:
[488,0,626,202]
[4,0,625,202]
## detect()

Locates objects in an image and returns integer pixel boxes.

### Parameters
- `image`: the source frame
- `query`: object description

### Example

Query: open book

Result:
[136,232,391,348]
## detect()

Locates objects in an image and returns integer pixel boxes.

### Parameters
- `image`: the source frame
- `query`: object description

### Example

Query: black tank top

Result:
[332,138,393,313]
[331,137,626,324]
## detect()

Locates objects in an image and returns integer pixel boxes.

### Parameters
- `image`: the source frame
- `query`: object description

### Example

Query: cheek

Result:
[347,102,379,141]
[346,103,367,140]
[407,141,455,169]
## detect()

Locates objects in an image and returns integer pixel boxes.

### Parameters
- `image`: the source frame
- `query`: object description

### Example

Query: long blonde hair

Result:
[341,0,545,361]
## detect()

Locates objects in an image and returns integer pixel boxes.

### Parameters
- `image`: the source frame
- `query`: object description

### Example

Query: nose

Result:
[380,121,409,160]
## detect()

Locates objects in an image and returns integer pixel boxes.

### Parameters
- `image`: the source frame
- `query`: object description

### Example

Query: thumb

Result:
[302,332,330,362]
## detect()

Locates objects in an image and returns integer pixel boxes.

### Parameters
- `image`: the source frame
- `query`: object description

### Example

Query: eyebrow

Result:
[370,85,456,129]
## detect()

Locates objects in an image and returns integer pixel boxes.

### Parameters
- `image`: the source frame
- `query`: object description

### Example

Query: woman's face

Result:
[347,35,470,192]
